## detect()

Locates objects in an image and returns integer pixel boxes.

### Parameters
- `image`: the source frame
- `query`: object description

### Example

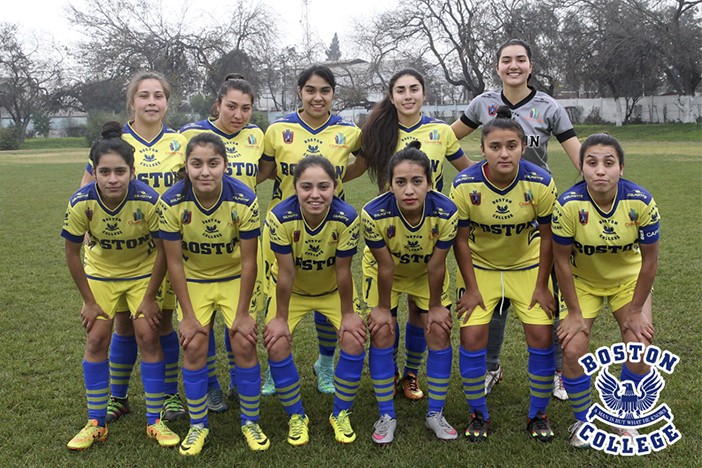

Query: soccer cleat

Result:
[227,385,239,401]
[465,410,490,442]
[329,410,356,443]
[426,410,458,440]
[147,419,180,447]
[206,387,229,413]
[179,425,209,456]
[287,414,310,446]
[162,394,187,422]
[241,420,270,451]
[552,370,568,401]
[105,397,130,423]
[527,411,554,442]
[485,365,503,395]
[568,421,591,448]
[313,357,335,394]
[614,426,640,438]
[67,419,108,450]
[372,414,397,445]
[261,367,276,396]
[399,371,424,400]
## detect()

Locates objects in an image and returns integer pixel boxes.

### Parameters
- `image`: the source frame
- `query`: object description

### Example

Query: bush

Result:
[250,111,270,133]
[0,126,20,150]
[85,111,124,146]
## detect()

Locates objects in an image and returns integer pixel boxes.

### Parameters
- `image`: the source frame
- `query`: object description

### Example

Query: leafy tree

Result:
[32,112,51,138]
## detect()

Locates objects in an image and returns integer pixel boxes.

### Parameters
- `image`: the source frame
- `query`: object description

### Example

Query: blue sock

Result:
[207,329,220,389]
[427,347,452,414]
[109,333,137,399]
[269,355,304,416]
[314,311,337,357]
[183,366,208,427]
[528,345,555,418]
[332,350,365,416]
[620,363,646,388]
[141,360,165,425]
[562,374,592,422]
[160,331,179,395]
[459,347,489,419]
[370,346,395,419]
[235,363,261,424]
[84,360,109,427]
[404,322,427,377]
[224,326,236,389]
[392,322,400,375]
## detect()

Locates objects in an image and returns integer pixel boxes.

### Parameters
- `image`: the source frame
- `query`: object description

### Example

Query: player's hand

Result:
[621,310,654,344]
[366,306,394,337]
[83,232,92,246]
[338,312,367,347]
[81,301,109,332]
[134,299,162,331]
[229,313,258,346]
[455,289,486,325]
[426,305,452,335]
[529,286,556,320]
[557,313,589,350]
[178,317,208,350]
[263,316,292,351]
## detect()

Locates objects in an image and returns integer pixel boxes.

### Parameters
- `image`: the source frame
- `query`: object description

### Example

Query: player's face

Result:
[94,152,134,205]
[215,89,253,134]
[580,144,623,198]
[298,74,334,125]
[391,75,425,123]
[186,145,226,197]
[481,128,524,182]
[130,79,168,126]
[295,165,335,222]
[390,161,431,218]
[497,45,532,88]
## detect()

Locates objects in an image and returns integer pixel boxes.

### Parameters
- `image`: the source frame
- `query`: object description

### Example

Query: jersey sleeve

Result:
[536,179,558,224]
[551,200,575,245]
[445,128,465,161]
[158,199,182,241]
[361,209,386,249]
[267,211,292,255]
[436,211,459,249]
[337,215,360,257]
[61,201,88,243]
[460,98,482,129]
[147,200,160,239]
[550,103,577,143]
[449,182,471,228]
[262,126,277,161]
[638,198,660,244]
[237,197,261,240]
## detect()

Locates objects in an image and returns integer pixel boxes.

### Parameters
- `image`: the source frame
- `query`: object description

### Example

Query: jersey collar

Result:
[295,108,333,134]
[500,86,537,110]
[398,114,425,133]
[94,180,132,216]
[208,118,243,139]
[125,122,167,147]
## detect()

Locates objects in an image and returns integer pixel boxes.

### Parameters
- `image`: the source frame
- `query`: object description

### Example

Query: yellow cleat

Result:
[329,410,356,443]
[179,425,209,456]
[147,419,180,447]
[241,420,270,451]
[287,414,310,446]
[399,372,424,400]
[67,419,108,451]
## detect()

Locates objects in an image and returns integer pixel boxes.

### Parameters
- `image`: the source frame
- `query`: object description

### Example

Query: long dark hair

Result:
[89,121,135,169]
[481,106,527,146]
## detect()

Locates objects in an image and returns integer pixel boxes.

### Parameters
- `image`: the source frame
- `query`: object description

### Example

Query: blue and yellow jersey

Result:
[267,196,359,296]
[450,160,557,270]
[61,179,160,280]
[86,123,186,195]
[262,110,361,210]
[395,115,465,192]
[552,179,660,290]
[362,190,458,280]
[179,119,263,191]
[159,177,261,282]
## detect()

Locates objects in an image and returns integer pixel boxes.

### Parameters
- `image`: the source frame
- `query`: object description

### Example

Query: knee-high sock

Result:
[459,347,489,419]
[620,362,647,388]
[332,350,365,416]
[84,360,109,427]
[562,374,591,422]
[160,331,179,395]
[269,355,304,416]
[370,346,395,419]
[224,326,236,388]
[314,311,337,357]
[109,333,137,399]
[207,329,220,389]
[427,347,452,414]
[235,363,261,424]
[142,360,166,425]
[404,322,426,377]
[183,366,208,427]
[528,345,555,418]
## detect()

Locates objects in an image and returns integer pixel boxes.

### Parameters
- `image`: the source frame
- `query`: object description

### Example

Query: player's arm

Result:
[336,254,366,346]
[366,245,396,336]
[135,237,167,331]
[343,153,367,182]
[620,240,658,343]
[451,119,476,141]
[263,250,295,351]
[230,236,259,346]
[453,225,486,324]
[65,239,108,332]
[552,240,588,349]
[449,155,477,170]
[426,245,452,335]
[529,222,556,318]
[257,159,276,184]
[560,136,582,171]
[80,169,93,188]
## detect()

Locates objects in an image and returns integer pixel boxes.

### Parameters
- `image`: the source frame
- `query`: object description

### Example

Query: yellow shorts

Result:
[265,290,342,332]
[455,267,554,326]
[176,277,256,327]
[559,276,640,320]
[88,276,150,320]
[156,274,176,311]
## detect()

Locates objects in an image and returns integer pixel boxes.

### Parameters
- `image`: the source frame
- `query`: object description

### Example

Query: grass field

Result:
[0,130,700,467]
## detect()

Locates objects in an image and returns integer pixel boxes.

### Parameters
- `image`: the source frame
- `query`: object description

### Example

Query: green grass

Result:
[572,123,701,141]
[19,137,87,150]
[0,137,699,467]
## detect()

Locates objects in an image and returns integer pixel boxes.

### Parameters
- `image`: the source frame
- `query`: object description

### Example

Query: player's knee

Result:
[267,338,291,362]
[340,334,364,355]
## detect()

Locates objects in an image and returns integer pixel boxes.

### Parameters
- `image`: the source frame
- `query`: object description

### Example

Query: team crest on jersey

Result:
[103,219,122,236]
[628,209,639,222]
[85,209,93,221]
[283,129,294,144]
[304,138,324,155]
[470,190,481,205]
[169,140,181,151]
[182,209,192,225]
[133,209,143,222]
[429,224,440,240]
[493,198,513,219]
[294,230,300,242]
[203,220,222,239]
[305,239,323,257]
[405,235,422,251]
[579,209,589,225]
[387,225,396,239]
[488,105,497,116]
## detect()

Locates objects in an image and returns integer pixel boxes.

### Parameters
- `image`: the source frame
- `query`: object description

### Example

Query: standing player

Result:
[362,141,458,444]
[451,39,581,399]
[346,68,472,401]
[159,133,268,455]
[79,71,188,423]
[64,123,179,450]
[451,107,558,442]
[552,134,659,447]
[263,156,366,445]
[257,65,362,395]
[180,73,265,408]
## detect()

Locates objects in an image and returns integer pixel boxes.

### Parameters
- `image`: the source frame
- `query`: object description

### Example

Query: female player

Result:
[159,133,267,455]
[552,134,659,447]
[64,122,179,450]
[180,73,265,409]
[451,106,558,442]
[258,65,362,395]
[263,156,366,446]
[79,71,188,423]
[362,141,458,444]
[348,68,472,401]
[452,39,581,399]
